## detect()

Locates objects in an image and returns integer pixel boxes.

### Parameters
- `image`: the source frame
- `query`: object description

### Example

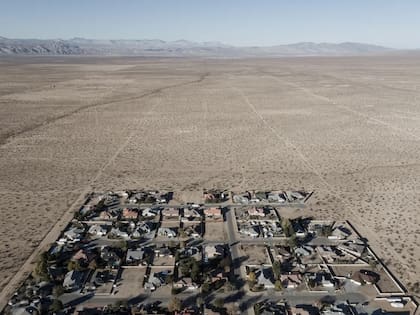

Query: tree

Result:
[218,256,232,272]
[191,260,201,283]
[196,296,204,309]
[321,225,333,237]
[213,297,224,309]
[168,297,182,312]
[116,240,128,252]
[308,278,316,288]
[88,259,98,270]
[49,299,64,313]
[179,229,187,239]
[201,282,210,294]
[272,261,282,280]
[287,234,297,248]
[67,260,83,271]
[34,252,50,281]
[248,271,257,289]
[53,285,64,298]
[248,271,256,283]
[226,303,239,315]
[166,274,174,285]
[282,218,294,237]
[275,279,283,291]
[224,281,234,292]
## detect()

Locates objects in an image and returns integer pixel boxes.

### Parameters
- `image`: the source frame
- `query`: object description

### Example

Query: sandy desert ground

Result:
[0,55,419,299]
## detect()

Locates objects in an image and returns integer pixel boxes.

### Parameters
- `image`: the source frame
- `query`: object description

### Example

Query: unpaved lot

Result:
[116,267,146,298]
[204,222,226,241]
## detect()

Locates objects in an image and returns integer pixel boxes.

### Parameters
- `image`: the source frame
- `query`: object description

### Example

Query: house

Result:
[290,306,310,315]
[294,246,313,257]
[273,247,292,261]
[173,277,199,291]
[203,190,227,202]
[204,245,224,260]
[184,225,200,238]
[267,192,286,203]
[162,208,179,218]
[145,270,172,291]
[338,240,366,257]
[255,191,267,201]
[240,226,259,238]
[233,194,249,204]
[280,274,302,289]
[100,247,121,269]
[258,302,288,315]
[88,224,107,237]
[132,222,152,238]
[179,246,201,260]
[63,227,83,241]
[307,272,335,289]
[350,270,380,285]
[291,191,306,200]
[248,207,266,217]
[110,227,130,239]
[209,271,227,284]
[157,227,177,238]
[175,308,195,315]
[126,248,145,265]
[154,247,173,257]
[329,225,352,240]
[71,249,95,263]
[63,270,85,291]
[257,267,275,289]
[320,274,335,288]
[128,196,138,204]
[321,304,353,315]
[142,207,158,217]
[80,204,94,216]
[204,207,222,219]
[122,208,138,220]
[11,306,41,315]
[293,221,306,238]
[116,190,129,199]
[182,208,201,220]
[99,209,119,220]
[144,273,162,291]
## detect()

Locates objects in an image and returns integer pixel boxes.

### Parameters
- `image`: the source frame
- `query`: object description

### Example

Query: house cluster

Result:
[243,218,410,309]
[4,189,418,315]
[239,220,284,238]
[236,207,284,238]
[232,190,312,204]
[254,300,362,315]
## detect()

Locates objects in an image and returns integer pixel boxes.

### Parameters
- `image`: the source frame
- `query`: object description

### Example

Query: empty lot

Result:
[0,55,420,300]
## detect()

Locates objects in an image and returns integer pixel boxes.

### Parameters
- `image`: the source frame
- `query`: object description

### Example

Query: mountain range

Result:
[0,36,394,57]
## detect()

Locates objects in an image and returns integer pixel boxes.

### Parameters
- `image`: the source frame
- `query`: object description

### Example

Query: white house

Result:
[157,227,177,238]
[110,228,130,239]
[240,226,259,238]
[88,224,107,237]
[142,208,157,217]
[126,248,145,264]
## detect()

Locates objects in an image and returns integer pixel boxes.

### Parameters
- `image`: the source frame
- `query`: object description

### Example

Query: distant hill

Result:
[0,36,393,57]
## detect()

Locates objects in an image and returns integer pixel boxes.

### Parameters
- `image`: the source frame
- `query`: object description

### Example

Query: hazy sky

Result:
[1,0,419,48]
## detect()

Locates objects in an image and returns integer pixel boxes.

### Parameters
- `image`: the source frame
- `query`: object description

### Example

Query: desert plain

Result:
[0,55,419,302]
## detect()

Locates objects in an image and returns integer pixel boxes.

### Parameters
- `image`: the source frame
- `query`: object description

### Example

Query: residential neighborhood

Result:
[3,190,418,315]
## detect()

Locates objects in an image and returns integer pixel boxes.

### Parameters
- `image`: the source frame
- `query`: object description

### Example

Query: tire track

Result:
[0,73,209,147]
